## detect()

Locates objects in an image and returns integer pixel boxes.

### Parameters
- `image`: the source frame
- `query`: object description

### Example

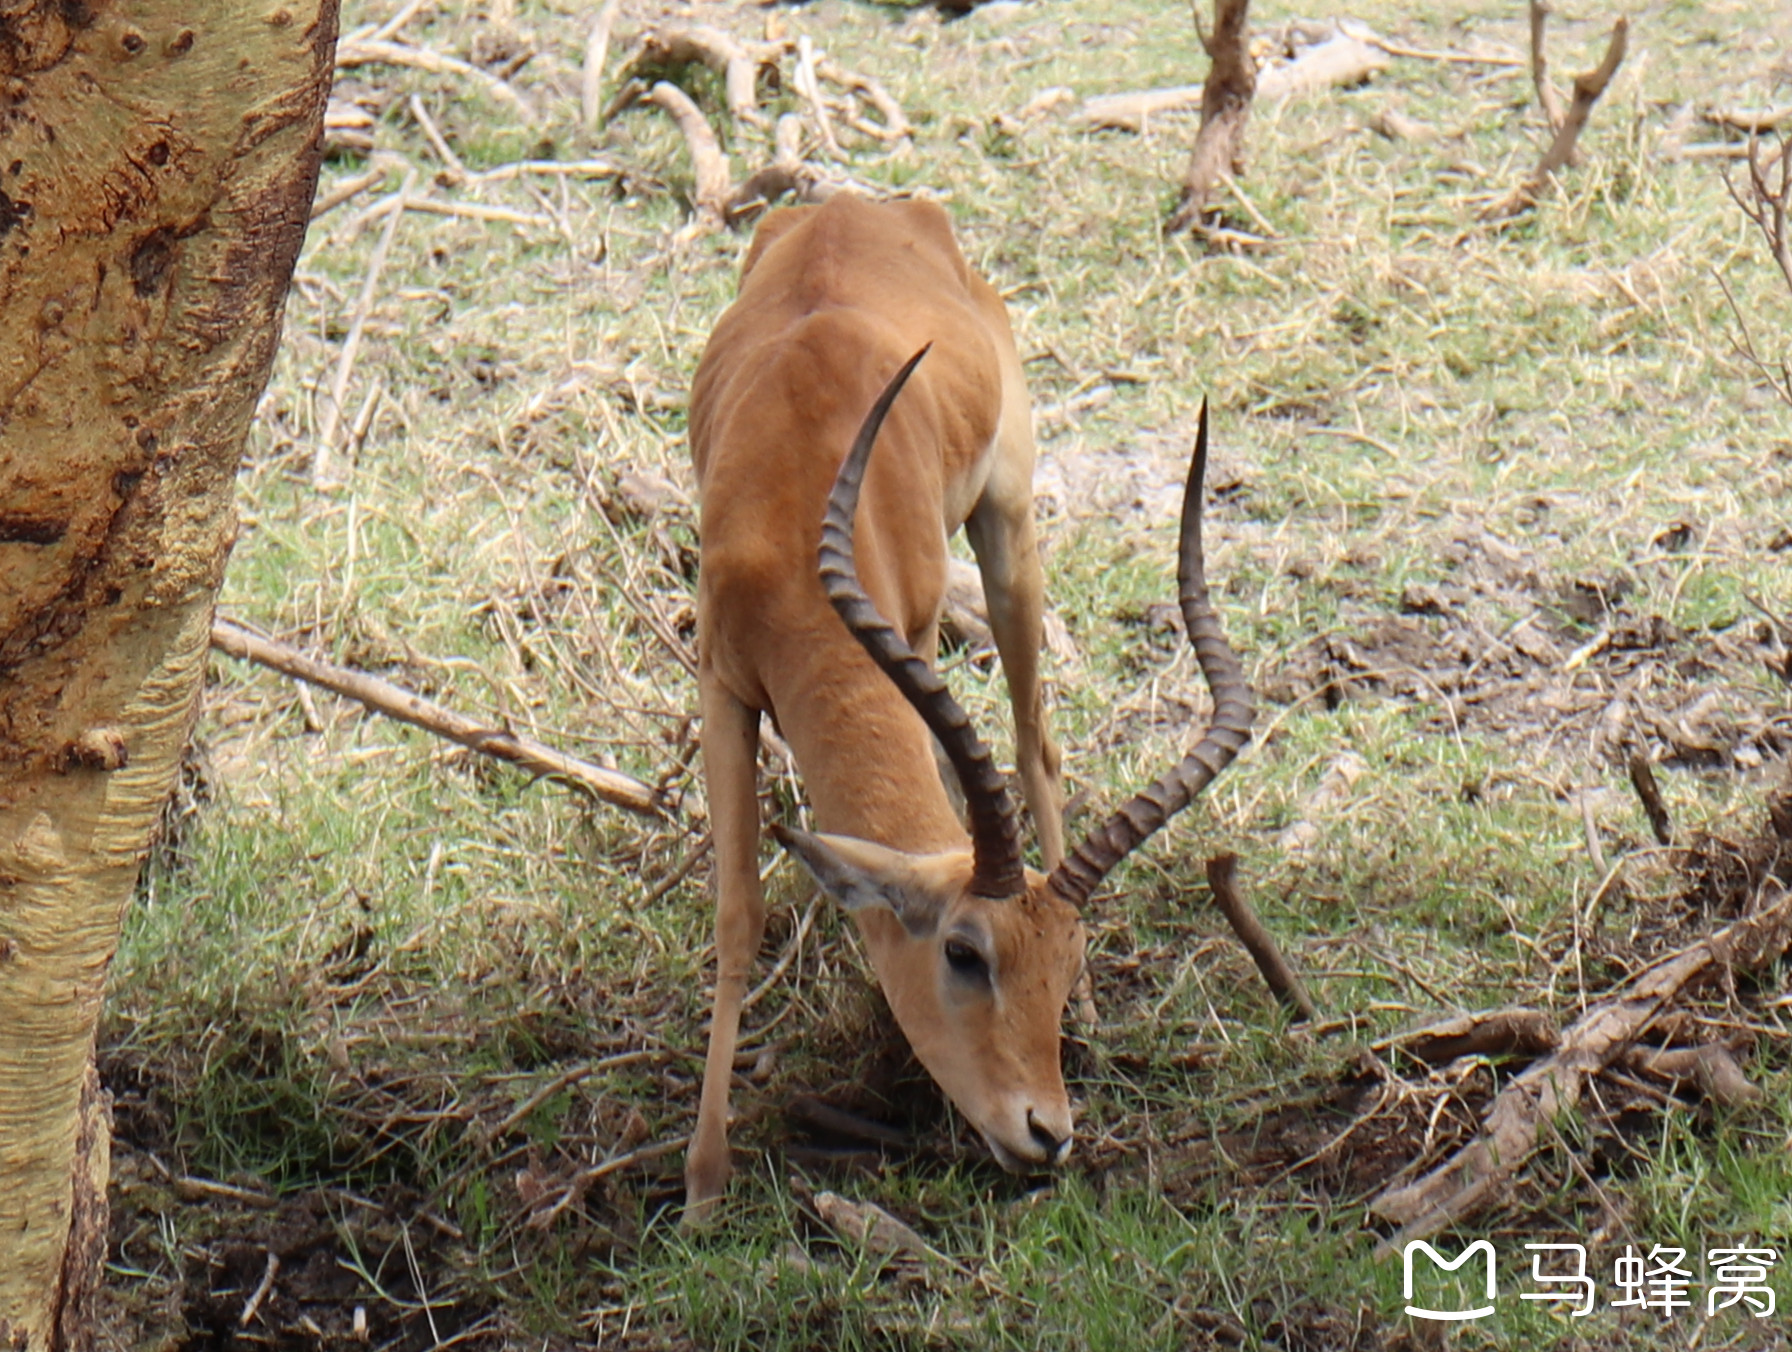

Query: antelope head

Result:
[776,349,1255,1173]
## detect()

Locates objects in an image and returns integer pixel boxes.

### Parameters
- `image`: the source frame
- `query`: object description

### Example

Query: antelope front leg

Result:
[965,500,1065,870]
[685,670,765,1226]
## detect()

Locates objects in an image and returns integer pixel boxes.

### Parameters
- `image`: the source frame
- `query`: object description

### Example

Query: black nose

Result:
[1027,1113,1067,1160]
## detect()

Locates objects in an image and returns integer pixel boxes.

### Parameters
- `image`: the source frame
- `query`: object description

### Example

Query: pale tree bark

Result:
[0,3,338,1347]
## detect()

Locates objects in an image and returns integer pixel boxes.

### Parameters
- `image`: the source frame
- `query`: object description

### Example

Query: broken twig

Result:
[1627,753,1673,846]
[1207,853,1318,1021]
[210,618,667,819]
[1370,878,1792,1248]
[1383,1008,1559,1065]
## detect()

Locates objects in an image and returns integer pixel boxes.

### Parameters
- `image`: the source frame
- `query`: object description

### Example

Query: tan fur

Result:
[685,195,1075,1220]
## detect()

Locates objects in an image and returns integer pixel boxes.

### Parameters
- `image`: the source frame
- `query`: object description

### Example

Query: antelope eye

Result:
[943,939,987,976]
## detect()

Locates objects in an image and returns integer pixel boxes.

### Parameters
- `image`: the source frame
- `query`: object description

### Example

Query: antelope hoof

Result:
[682,1146,730,1228]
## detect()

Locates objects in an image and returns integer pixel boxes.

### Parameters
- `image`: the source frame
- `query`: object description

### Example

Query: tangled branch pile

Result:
[601,23,913,234]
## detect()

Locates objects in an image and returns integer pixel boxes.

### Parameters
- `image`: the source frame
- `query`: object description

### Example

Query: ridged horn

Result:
[1048,399,1254,908]
[817,345,1026,899]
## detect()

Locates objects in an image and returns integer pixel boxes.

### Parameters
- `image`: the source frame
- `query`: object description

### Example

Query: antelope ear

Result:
[769,825,964,939]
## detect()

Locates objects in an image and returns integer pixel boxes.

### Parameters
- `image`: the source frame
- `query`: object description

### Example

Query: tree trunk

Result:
[0,3,338,1346]
[1168,0,1256,234]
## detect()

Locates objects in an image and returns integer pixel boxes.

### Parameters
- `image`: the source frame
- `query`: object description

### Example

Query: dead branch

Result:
[336,37,537,126]
[1206,853,1318,1022]
[581,0,625,135]
[1371,878,1792,1248]
[1169,0,1255,233]
[814,1191,955,1268]
[1704,106,1792,135]
[1254,28,1386,102]
[1713,270,1792,409]
[1383,1008,1559,1064]
[408,94,467,182]
[645,80,734,229]
[1083,20,1381,135]
[522,1137,688,1229]
[324,97,375,156]
[816,59,912,143]
[625,82,882,234]
[1347,24,1524,68]
[608,24,910,234]
[210,617,668,820]
[1076,84,1204,133]
[621,25,776,131]
[1674,142,1757,161]
[1527,0,1567,135]
[1627,753,1673,845]
[794,34,843,160]
[314,167,416,489]
[339,189,555,243]
[310,159,401,221]
[1276,752,1366,854]
[1724,133,1792,295]
[786,1095,912,1149]
[1480,16,1628,221]
[238,1251,280,1328]
[1626,1044,1762,1107]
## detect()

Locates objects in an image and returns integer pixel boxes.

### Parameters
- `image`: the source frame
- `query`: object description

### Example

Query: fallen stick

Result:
[816,59,911,143]
[466,158,627,184]
[1703,106,1792,135]
[523,1136,689,1229]
[581,0,625,135]
[1078,22,1383,135]
[1255,29,1387,102]
[623,26,773,131]
[1075,84,1203,133]
[1276,751,1366,854]
[1675,142,1757,161]
[1381,1008,1559,1064]
[407,93,467,182]
[645,80,733,229]
[1206,853,1318,1021]
[325,98,376,156]
[1345,24,1523,68]
[1627,753,1673,845]
[1626,1044,1762,1107]
[361,0,428,46]
[210,617,668,820]
[1370,877,1792,1249]
[314,167,416,489]
[336,38,537,126]
[794,34,843,160]
[238,1252,280,1328]
[397,196,554,227]
[310,160,398,221]
[347,191,556,233]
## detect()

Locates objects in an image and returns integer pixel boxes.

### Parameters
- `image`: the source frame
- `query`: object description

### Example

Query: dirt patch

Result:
[1261,527,1790,772]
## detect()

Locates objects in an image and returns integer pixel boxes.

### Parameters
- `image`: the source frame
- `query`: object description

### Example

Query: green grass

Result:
[103,0,1792,1347]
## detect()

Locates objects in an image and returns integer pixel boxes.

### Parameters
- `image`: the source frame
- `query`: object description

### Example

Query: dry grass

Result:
[102,0,1792,1348]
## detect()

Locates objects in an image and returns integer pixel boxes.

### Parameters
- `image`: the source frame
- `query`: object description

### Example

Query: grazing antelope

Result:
[685,194,1252,1220]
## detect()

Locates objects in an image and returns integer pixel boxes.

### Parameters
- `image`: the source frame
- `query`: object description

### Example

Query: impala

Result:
[685,194,1252,1220]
